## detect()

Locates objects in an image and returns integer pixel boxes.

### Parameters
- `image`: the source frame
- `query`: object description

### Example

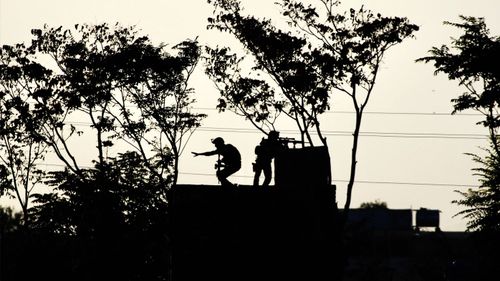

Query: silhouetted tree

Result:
[205,0,418,212]
[28,23,205,186]
[359,199,388,209]
[205,0,331,145]
[109,36,206,185]
[418,16,500,152]
[452,141,500,231]
[0,43,48,225]
[30,151,170,280]
[418,16,500,231]
[0,23,205,280]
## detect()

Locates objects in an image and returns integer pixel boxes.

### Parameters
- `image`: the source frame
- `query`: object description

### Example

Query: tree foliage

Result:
[0,206,23,233]
[31,151,168,235]
[417,16,500,153]
[0,23,205,278]
[453,142,500,232]
[27,23,206,185]
[0,43,49,224]
[0,152,169,280]
[0,25,205,279]
[205,0,327,143]
[0,24,205,215]
[359,199,388,209]
[418,16,500,232]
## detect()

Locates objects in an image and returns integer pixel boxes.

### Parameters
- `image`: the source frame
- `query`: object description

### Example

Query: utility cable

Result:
[178,172,478,188]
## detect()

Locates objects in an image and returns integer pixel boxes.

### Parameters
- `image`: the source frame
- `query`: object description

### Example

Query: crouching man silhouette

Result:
[192,137,241,187]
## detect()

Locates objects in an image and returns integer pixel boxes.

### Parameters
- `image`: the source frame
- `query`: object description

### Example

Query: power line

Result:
[64,121,487,140]
[325,111,481,117]
[331,179,476,188]
[24,99,482,117]
[26,99,481,117]
[192,107,483,117]
[196,127,488,140]
[178,172,477,188]
[36,164,478,188]
[41,163,92,169]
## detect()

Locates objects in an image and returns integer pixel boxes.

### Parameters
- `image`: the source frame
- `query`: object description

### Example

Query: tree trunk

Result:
[172,150,179,187]
[344,110,362,214]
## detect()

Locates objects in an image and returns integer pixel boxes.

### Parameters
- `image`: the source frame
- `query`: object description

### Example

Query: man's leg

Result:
[253,165,262,187]
[262,162,272,187]
[217,165,240,187]
[216,169,230,186]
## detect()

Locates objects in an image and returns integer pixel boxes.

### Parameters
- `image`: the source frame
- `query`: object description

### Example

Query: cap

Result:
[211,137,224,145]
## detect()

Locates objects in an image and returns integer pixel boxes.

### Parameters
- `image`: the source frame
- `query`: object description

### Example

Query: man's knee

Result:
[217,166,237,179]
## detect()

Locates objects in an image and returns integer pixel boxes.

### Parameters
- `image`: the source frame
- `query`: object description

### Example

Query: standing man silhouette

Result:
[253,131,281,187]
[192,137,241,187]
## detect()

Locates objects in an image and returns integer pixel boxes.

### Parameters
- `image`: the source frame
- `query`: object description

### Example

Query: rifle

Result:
[214,154,223,183]
[278,137,302,148]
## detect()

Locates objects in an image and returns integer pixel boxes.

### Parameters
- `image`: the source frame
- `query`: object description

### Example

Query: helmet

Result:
[211,137,224,146]
[269,130,279,140]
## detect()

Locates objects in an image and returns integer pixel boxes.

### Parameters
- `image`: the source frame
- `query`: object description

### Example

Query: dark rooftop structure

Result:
[169,183,338,281]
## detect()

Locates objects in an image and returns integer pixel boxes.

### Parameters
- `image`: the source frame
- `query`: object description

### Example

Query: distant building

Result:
[345,208,440,232]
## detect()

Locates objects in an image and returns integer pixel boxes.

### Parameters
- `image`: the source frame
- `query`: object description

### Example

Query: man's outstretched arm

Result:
[192,150,218,157]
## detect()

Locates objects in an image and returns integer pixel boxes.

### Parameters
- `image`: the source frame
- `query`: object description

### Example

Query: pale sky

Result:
[1,0,500,231]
